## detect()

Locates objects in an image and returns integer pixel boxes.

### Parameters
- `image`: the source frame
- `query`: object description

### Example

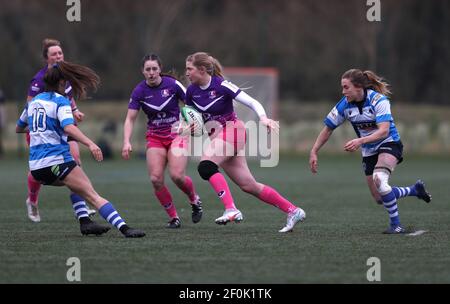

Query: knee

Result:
[373,170,392,195]
[197,160,219,180]
[150,174,164,189]
[170,172,184,185]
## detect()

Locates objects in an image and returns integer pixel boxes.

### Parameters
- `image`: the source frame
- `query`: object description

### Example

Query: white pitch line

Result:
[407,230,427,236]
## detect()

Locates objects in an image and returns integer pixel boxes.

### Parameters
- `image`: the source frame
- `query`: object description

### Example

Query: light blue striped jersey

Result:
[17,92,75,170]
[324,89,400,157]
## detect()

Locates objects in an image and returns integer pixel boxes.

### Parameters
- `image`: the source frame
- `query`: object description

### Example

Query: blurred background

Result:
[1,0,449,157]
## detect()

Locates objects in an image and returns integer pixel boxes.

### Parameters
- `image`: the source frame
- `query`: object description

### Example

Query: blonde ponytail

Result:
[363,70,392,96]
[186,52,224,78]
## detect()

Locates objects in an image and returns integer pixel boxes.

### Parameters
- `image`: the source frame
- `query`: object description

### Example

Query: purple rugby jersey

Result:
[128,76,186,137]
[186,76,241,126]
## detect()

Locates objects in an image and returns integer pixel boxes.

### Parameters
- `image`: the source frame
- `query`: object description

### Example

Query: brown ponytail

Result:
[44,61,100,100]
[342,69,392,97]
[186,52,224,78]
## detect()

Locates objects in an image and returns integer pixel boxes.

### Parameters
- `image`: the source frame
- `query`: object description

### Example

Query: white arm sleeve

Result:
[234,91,267,118]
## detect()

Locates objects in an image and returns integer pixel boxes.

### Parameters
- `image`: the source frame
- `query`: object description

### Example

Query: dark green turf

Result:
[1,154,449,283]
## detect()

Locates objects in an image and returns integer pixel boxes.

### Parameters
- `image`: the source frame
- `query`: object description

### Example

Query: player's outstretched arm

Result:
[64,124,103,162]
[310,126,334,173]
[234,91,279,133]
[122,109,139,160]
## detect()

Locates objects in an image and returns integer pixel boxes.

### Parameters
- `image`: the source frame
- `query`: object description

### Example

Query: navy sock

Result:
[99,202,126,230]
[381,190,401,227]
[70,193,89,221]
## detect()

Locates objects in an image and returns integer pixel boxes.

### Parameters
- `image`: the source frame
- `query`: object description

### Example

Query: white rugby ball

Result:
[181,106,204,136]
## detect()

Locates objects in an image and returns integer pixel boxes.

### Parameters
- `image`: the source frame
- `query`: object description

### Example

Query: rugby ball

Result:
[181,106,204,136]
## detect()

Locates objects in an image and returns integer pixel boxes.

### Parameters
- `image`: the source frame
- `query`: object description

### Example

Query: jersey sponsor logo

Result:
[31,83,40,92]
[192,95,224,111]
[355,121,377,131]
[329,107,338,119]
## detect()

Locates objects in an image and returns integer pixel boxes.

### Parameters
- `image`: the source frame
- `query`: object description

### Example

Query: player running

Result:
[309,69,432,234]
[122,54,202,229]
[185,52,306,233]
[16,61,145,238]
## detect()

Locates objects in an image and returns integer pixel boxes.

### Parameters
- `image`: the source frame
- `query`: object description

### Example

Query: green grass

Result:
[0,154,449,283]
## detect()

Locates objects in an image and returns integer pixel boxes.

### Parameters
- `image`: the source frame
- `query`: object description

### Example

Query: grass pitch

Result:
[0,154,449,283]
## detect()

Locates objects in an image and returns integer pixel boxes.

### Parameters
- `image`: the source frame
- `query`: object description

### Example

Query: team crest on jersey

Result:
[161,89,170,98]
[209,90,217,99]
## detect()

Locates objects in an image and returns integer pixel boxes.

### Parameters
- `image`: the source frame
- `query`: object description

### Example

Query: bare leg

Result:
[147,147,179,221]
[61,166,108,209]
[168,145,198,203]
[146,148,168,191]
[221,155,264,196]
[366,175,382,204]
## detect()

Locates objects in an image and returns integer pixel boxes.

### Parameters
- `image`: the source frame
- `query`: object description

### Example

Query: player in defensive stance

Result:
[185,52,305,233]
[16,61,145,238]
[309,69,431,234]
[122,54,203,229]
[24,38,96,222]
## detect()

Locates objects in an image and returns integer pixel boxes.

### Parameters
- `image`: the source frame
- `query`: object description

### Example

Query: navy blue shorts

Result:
[31,161,77,185]
[362,141,403,176]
